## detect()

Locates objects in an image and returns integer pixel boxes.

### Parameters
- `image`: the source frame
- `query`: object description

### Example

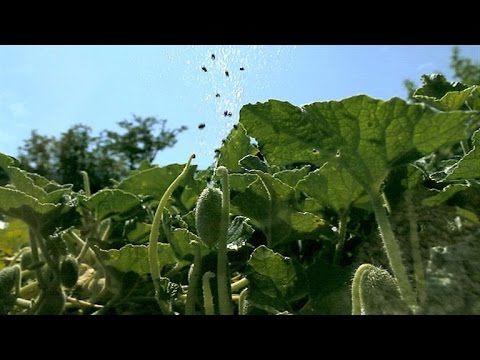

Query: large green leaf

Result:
[229,171,325,248]
[217,123,257,173]
[246,246,307,313]
[414,74,469,99]
[273,166,310,188]
[296,160,367,213]
[445,130,480,182]
[98,243,177,275]
[116,163,197,200]
[84,189,141,221]
[240,96,474,193]
[227,216,254,251]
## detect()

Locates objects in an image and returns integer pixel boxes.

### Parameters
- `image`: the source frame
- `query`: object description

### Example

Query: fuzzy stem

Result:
[28,227,46,289]
[202,272,216,315]
[351,263,376,315]
[185,241,202,315]
[148,154,195,311]
[333,211,348,265]
[238,288,249,315]
[405,190,426,307]
[80,170,91,197]
[216,166,233,315]
[369,191,417,310]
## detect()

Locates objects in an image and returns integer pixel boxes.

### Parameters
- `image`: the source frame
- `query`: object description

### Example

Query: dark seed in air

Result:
[223,110,228,117]
[233,124,238,129]
[198,123,206,129]
[240,67,245,71]
[201,66,207,72]
[214,149,220,153]
[216,93,220,98]
[227,112,232,117]
[225,71,229,77]
[211,54,215,60]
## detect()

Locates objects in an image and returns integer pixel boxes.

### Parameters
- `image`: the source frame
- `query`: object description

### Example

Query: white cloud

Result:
[9,102,29,118]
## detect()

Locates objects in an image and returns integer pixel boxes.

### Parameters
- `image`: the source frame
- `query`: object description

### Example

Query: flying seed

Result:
[225,71,229,77]
[240,67,245,71]
[223,110,229,117]
[233,124,238,129]
[211,54,215,60]
[216,93,220,98]
[201,66,207,72]
[227,112,232,117]
[198,123,206,129]
[214,149,220,153]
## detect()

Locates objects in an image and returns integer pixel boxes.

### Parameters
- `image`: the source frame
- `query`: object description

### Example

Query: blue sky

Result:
[0,45,478,169]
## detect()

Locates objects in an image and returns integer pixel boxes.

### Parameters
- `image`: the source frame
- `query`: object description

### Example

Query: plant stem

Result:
[333,211,348,265]
[80,170,91,196]
[66,296,103,309]
[351,263,375,315]
[185,241,202,315]
[15,298,32,309]
[231,277,249,293]
[368,191,417,310]
[148,154,195,311]
[28,227,46,289]
[215,166,233,315]
[202,272,216,315]
[238,288,248,315]
[405,190,426,307]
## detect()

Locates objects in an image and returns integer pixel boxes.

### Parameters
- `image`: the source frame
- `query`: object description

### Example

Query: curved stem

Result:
[238,288,249,315]
[185,241,202,315]
[351,263,376,315]
[333,211,348,265]
[369,191,417,310]
[231,277,249,293]
[80,170,91,196]
[202,272,215,315]
[148,154,195,311]
[216,166,233,315]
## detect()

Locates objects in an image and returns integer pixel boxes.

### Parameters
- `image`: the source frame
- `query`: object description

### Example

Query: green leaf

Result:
[99,243,177,275]
[246,245,307,313]
[0,218,30,256]
[296,161,366,213]
[84,189,141,221]
[0,187,58,223]
[218,123,257,173]
[126,222,152,244]
[238,155,268,173]
[230,171,325,247]
[300,256,353,315]
[169,228,209,261]
[116,163,197,200]
[414,74,470,99]
[445,130,480,182]
[273,166,310,188]
[227,216,254,251]
[240,96,474,193]
[421,184,469,207]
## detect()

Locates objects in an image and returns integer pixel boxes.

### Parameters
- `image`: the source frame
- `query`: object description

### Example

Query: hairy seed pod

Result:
[35,287,66,315]
[60,256,79,288]
[20,249,33,270]
[195,187,223,248]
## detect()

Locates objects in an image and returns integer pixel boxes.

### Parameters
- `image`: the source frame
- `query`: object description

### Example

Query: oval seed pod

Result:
[60,256,79,288]
[35,287,66,315]
[195,186,223,248]
[20,249,34,270]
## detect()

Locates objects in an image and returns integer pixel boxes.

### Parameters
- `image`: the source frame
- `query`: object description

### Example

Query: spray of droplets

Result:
[160,45,297,162]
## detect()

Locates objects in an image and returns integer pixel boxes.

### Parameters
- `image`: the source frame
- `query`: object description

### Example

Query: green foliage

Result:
[17,116,186,192]
[0,73,479,315]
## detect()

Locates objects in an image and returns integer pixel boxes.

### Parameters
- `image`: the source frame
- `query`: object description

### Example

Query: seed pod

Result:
[0,265,21,293]
[35,287,66,315]
[195,187,223,248]
[20,249,33,270]
[60,256,79,288]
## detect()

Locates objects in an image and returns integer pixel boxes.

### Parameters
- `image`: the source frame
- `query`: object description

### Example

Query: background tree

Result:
[17,116,186,192]
[404,46,480,100]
